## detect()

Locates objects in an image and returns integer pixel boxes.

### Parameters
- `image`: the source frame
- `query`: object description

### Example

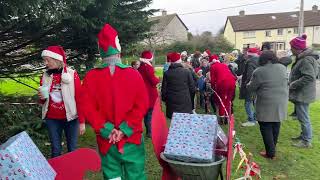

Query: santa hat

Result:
[97,24,121,58]
[140,50,153,66]
[195,67,202,74]
[41,46,71,84]
[247,48,260,57]
[167,52,182,63]
[209,54,220,63]
[290,34,307,50]
[203,49,212,57]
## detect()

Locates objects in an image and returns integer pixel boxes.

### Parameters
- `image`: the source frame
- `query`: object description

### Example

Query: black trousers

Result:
[258,121,281,158]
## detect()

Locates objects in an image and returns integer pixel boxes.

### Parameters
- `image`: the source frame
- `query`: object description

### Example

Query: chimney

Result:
[162,10,167,16]
[312,5,318,12]
[239,10,245,17]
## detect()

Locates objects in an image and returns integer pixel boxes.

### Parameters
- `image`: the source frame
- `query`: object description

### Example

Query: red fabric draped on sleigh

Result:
[151,98,180,180]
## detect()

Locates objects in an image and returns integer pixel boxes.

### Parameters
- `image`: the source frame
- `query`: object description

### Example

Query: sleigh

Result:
[48,148,101,180]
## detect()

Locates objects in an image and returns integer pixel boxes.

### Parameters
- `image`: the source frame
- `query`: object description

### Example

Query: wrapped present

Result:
[164,113,218,163]
[0,131,56,180]
[216,125,228,150]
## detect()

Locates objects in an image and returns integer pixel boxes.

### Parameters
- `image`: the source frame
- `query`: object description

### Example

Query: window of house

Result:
[243,43,256,49]
[265,30,272,37]
[243,31,256,38]
[277,29,283,35]
[294,27,299,34]
[276,42,285,50]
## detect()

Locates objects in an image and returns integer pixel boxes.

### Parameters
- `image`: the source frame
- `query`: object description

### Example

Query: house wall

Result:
[163,16,188,44]
[223,19,236,47]
[226,27,317,50]
[313,26,320,45]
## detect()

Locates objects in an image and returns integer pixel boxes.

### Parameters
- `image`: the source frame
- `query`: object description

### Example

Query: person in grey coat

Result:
[289,34,319,148]
[247,51,288,159]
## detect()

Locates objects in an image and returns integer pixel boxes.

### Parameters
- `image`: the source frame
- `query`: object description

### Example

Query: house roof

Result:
[227,10,320,32]
[149,13,188,32]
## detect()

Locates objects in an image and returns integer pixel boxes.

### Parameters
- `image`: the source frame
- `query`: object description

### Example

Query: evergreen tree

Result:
[0,0,155,77]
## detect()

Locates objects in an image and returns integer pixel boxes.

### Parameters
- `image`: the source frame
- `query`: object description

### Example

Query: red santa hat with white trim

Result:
[203,49,212,57]
[168,52,182,63]
[41,46,72,84]
[140,50,153,66]
[247,48,260,57]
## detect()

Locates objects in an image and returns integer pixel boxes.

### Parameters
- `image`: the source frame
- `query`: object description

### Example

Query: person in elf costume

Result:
[81,24,149,180]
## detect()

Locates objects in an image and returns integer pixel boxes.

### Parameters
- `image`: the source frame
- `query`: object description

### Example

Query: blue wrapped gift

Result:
[164,113,218,163]
[0,131,56,180]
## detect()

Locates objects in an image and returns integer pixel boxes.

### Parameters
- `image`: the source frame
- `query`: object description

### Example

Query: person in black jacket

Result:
[240,48,259,127]
[161,52,196,119]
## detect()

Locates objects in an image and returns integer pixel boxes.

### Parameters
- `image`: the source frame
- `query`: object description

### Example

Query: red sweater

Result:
[138,63,160,109]
[40,71,84,122]
[81,65,149,155]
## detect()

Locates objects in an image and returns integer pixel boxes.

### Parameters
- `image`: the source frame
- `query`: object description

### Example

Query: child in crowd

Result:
[195,68,206,108]
[131,60,140,70]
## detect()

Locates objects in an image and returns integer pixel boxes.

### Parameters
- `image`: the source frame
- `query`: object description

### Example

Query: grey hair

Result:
[102,54,121,65]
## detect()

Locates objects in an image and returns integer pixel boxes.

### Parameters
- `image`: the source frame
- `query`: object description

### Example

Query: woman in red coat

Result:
[138,50,160,138]
[210,55,236,123]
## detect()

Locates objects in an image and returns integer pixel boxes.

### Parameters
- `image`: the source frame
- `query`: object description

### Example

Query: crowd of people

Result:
[37,21,319,179]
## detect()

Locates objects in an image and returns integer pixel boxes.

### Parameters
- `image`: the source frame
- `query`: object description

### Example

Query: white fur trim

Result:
[173,59,182,63]
[109,177,121,180]
[41,50,63,61]
[140,58,152,66]
[61,72,72,84]
[115,36,121,52]
[247,52,259,57]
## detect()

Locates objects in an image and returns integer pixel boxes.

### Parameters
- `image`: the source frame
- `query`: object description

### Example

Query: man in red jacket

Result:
[210,59,236,124]
[81,24,149,180]
[138,50,160,138]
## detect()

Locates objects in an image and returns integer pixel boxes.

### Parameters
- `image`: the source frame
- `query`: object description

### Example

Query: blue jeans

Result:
[245,97,256,122]
[295,102,312,142]
[144,109,153,136]
[46,119,79,158]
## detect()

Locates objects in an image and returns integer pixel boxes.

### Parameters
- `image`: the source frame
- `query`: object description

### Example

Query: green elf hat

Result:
[97,24,121,58]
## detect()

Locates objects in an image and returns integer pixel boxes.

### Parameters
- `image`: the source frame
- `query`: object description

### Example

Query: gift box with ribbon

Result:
[164,113,218,163]
[0,131,56,180]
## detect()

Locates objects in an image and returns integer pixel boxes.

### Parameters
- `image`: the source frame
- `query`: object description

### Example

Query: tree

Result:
[0,0,155,79]
[187,32,193,41]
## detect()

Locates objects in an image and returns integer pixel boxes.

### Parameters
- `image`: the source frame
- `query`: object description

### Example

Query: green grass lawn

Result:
[81,92,320,180]
[1,69,320,179]
[0,77,39,96]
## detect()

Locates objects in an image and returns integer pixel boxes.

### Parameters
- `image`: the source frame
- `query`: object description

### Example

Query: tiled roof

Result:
[228,10,320,31]
[149,13,188,32]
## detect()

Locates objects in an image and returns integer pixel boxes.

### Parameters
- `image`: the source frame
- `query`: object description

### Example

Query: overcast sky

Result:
[149,0,320,35]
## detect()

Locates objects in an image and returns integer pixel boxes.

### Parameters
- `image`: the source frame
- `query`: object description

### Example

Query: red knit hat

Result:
[41,46,71,83]
[290,34,307,50]
[247,48,260,57]
[97,24,121,58]
[209,54,219,63]
[203,49,212,57]
[168,52,182,63]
